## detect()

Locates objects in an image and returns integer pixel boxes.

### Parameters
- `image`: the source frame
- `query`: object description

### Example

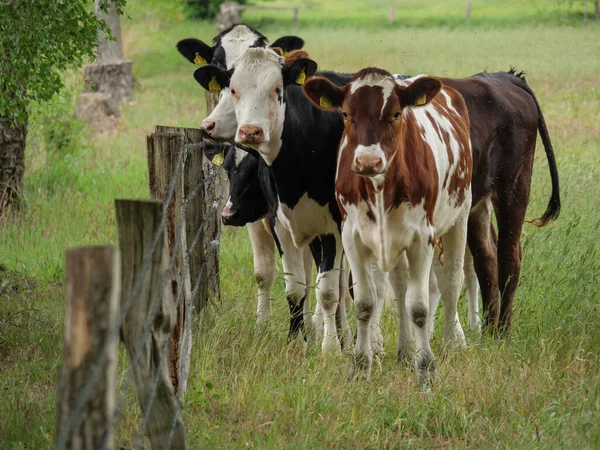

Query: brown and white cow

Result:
[304,69,473,384]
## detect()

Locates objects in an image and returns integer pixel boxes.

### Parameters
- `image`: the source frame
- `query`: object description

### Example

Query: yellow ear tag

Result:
[319,96,333,108]
[295,67,306,85]
[194,53,207,67]
[212,152,224,166]
[414,93,427,106]
[208,76,221,93]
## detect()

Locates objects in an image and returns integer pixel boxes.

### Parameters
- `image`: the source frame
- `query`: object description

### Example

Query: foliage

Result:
[185,0,247,20]
[0,0,126,124]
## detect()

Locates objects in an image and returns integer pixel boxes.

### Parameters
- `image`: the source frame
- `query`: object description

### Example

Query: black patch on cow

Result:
[287,295,306,341]
[271,35,304,53]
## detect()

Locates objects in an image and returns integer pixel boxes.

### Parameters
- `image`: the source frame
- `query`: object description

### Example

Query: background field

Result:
[1,0,600,448]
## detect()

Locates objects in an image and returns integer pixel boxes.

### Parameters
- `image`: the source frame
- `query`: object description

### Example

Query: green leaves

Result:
[0,0,126,124]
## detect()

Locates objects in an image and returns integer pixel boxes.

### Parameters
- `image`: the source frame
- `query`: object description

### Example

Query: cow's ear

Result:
[194,65,232,93]
[271,36,304,54]
[398,77,442,108]
[176,38,214,67]
[303,77,345,110]
[203,144,230,167]
[283,58,318,86]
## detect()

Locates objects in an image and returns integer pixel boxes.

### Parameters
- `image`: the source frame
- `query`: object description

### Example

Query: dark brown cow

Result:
[441,70,560,332]
[304,70,473,384]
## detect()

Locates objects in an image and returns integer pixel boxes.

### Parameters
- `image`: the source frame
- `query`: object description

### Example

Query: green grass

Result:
[1,2,600,448]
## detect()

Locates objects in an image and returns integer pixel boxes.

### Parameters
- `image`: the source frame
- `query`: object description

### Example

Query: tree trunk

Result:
[94,0,124,62]
[595,0,599,17]
[0,116,26,218]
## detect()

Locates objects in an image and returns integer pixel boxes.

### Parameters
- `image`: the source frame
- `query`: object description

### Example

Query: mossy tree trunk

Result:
[0,115,26,218]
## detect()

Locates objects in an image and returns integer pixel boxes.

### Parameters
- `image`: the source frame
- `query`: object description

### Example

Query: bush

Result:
[186,0,248,20]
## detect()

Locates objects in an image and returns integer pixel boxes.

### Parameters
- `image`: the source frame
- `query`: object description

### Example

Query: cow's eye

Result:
[274,87,282,96]
[342,112,349,121]
[230,88,238,98]
[392,112,401,121]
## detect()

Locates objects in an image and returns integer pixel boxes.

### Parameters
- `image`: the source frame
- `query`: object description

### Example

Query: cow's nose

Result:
[353,156,384,176]
[221,205,234,223]
[202,121,216,135]
[238,125,264,144]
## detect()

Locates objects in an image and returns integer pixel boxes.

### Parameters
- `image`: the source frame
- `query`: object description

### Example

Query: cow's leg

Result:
[464,247,481,332]
[343,226,376,380]
[388,253,414,366]
[302,246,315,338]
[370,261,386,357]
[467,197,499,330]
[494,177,530,334]
[248,219,276,324]
[336,258,352,352]
[427,263,441,341]
[312,232,343,355]
[274,221,308,341]
[405,240,436,386]
[436,201,471,350]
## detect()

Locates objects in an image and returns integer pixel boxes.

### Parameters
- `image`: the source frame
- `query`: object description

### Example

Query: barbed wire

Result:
[55,137,227,450]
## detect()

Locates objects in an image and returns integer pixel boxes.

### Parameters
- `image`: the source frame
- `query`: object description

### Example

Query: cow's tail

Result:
[509,69,561,227]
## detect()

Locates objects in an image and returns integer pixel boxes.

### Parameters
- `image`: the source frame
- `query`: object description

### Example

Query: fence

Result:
[54,125,226,449]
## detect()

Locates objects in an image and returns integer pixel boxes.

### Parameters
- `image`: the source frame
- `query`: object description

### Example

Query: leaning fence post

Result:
[115,199,187,450]
[55,246,120,450]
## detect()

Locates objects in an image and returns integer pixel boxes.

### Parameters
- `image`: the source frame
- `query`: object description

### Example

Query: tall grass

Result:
[1,3,600,448]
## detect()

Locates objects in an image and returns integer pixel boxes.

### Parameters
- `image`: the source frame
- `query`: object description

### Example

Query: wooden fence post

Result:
[146,132,192,396]
[153,125,223,310]
[115,199,187,450]
[55,246,120,450]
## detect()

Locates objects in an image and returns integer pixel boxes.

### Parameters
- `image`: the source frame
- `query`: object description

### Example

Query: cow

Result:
[303,70,473,385]
[177,26,317,341]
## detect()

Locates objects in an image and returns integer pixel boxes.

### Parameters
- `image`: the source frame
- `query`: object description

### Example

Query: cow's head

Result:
[177,26,305,141]
[303,69,441,177]
[193,48,317,164]
[203,145,268,226]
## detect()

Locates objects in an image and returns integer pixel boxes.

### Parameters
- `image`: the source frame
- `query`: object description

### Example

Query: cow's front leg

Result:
[388,253,414,366]
[342,225,377,380]
[313,232,344,356]
[370,261,386,358]
[247,219,276,324]
[405,239,436,387]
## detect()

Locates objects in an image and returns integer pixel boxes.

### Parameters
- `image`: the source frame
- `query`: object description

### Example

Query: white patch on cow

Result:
[394,74,427,87]
[220,25,262,68]
[247,219,276,323]
[440,90,459,115]
[277,193,338,248]
[234,148,248,167]
[223,196,233,214]
[354,143,386,166]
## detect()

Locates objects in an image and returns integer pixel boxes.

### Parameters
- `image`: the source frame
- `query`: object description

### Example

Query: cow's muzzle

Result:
[352,156,384,176]
[237,125,265,145]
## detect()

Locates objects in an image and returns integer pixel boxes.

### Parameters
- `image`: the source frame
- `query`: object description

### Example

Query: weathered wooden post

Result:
[466,2,472,21]
[153,125,223,311]
[55,246,120,450]
[115,199,187,449]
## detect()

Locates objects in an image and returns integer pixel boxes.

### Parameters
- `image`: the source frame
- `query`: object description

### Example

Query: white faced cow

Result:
[304,70,473,385]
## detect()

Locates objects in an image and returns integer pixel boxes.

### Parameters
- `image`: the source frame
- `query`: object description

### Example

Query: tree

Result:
[0,0,125,217]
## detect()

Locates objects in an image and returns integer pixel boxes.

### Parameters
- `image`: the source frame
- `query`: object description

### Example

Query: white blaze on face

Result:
[349,73,395,119]
[229,48,287,165]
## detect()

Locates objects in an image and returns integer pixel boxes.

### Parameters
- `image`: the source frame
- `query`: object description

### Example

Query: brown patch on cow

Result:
[283,50,310,65]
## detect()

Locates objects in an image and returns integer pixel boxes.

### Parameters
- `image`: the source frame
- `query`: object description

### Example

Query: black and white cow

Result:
[194,48,359,354]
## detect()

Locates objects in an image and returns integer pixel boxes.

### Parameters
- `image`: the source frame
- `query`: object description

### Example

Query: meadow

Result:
[1,0,600,447]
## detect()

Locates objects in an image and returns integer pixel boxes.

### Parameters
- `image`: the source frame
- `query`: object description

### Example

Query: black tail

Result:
[509,70,561,226]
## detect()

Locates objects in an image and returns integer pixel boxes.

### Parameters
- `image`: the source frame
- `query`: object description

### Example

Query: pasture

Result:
[1,1,600,448]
